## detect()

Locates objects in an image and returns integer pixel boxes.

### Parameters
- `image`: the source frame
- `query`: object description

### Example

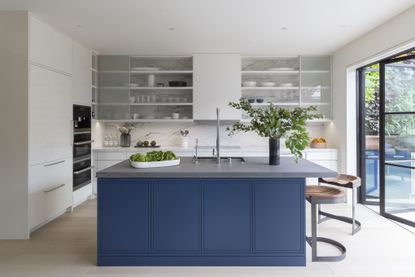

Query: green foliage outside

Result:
[227,98,322,161]
[364,61,415,136]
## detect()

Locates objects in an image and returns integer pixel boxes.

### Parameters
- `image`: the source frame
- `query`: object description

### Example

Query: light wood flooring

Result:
[0,200,414,276]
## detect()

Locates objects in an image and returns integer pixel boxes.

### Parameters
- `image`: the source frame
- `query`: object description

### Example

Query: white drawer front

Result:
[97,152,126,161]
[29,158,72,229]
[29,159,72,193]
[305,151,338,161]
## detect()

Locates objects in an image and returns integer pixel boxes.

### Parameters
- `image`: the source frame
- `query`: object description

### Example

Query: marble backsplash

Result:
[93,121,327,150]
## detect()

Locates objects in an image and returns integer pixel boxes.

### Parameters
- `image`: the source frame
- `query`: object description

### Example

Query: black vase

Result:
[269,137,280,165]
[120,133,131,147]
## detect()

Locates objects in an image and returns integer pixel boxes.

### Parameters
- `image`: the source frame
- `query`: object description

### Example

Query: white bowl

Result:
[280,83,294,87]
[242,81,257,87]
[269,67,295,71]
[130,158,180,169]
[260,81,276,87]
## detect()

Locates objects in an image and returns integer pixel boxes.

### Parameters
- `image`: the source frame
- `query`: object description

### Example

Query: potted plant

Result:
[227,98,322,165]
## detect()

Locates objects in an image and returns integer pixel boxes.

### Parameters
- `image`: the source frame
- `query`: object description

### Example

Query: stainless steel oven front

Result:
[73,156,92,191]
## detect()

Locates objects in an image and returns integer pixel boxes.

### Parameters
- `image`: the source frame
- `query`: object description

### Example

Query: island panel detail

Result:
[98,178,306,266]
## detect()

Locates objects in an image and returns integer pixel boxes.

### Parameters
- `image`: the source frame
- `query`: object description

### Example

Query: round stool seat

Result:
[306,185,345,203]
[320,174,361,189]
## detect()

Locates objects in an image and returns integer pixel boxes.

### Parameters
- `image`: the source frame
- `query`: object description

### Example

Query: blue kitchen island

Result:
[96,157,336,266]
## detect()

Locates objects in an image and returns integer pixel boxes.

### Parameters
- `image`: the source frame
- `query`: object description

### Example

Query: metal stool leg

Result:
[311,202,317,260]
[318,187,361,235]
[306,202,346,262]
[352,187,359,235]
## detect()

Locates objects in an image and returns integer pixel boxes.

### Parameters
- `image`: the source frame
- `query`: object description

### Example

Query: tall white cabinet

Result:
[0,12,92,238]
[28,15,74,231]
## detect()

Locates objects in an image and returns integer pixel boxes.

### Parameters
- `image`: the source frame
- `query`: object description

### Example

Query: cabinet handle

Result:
[44,160,65,167]
[74,140,94,146]
[74,166,94,175]
[43,183,65,193]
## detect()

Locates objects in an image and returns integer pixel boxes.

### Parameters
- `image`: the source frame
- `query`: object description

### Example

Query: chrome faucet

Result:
[216,108,221,164]
[193,138,199,164]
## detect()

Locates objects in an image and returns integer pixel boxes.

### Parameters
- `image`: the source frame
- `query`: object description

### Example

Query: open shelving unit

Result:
[241,55,332,122]
[96,56,193,122]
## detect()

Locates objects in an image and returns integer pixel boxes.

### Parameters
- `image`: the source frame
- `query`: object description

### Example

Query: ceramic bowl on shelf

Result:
[260,81,276,87]
[280,83,294,87]
[256,98,264,103]
[242,81,257,87]
[169,81,187,87]
[268,67,296,71]
[248,98,255,103]
[131,67,160,71]
[171,113,180,119]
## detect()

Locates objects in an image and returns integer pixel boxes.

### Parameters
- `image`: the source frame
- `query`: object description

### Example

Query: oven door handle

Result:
[74,140,95,146]
[74,166,94,175]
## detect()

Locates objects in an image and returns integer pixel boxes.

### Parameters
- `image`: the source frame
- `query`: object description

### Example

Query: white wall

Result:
[329,5,415,174]
[0,11,29,239]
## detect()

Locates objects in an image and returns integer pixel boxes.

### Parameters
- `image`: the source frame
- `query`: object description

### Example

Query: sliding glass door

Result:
[380,55,415,226]
[358,64,380,205]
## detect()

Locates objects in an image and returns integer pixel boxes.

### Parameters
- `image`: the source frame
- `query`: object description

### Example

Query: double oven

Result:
[73,105,93,191]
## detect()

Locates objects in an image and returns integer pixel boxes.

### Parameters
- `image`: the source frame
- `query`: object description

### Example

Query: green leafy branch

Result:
[227,98,322,161]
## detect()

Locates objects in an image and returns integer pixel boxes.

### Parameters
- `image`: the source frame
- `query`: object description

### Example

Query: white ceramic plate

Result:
[130,158,180,168]
[131,67,160,71]
[268,67,295,71]
[242,81,257,87]
[260,82,276,87]
[280,83,294,87]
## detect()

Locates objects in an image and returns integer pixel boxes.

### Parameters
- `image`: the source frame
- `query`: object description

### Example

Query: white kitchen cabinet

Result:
[29,64,72,165]
[29,16,53,69]
[29,15,72,75]
[193,54,241,120]
[28,158,72,230]
[72,41,92,105]
[305,149,338,185]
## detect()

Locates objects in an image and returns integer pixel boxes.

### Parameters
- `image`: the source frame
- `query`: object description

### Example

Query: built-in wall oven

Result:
[73,105,93,191]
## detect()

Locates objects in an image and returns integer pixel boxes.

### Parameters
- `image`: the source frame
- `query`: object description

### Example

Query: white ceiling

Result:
[1,0,415,55]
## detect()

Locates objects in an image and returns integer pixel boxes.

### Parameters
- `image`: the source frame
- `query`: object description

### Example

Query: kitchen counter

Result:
[97,157,336,266]
[97,156,336,179]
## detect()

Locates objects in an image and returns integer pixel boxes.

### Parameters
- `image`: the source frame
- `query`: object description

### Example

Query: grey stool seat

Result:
[318,174,362,235]
[306,185,346,262]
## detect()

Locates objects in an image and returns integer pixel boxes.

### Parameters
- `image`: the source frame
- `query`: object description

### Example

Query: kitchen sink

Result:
[194,156,246,164]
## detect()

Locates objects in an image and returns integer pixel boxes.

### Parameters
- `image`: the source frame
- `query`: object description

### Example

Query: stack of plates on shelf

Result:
[268,67,296,71]
[280,83,294,87]
[131,67,160,71]
[130,83,139,87]
[260,81,276,87]
[242,81,257,87]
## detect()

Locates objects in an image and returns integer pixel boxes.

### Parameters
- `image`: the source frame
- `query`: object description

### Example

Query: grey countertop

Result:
[96,157,337,179]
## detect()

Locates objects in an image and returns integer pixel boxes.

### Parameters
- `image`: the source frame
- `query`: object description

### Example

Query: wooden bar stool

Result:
[306,185,347,262]
[318,174,362,235]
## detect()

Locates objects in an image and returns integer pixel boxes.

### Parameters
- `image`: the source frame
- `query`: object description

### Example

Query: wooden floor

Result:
[0,200,414,276]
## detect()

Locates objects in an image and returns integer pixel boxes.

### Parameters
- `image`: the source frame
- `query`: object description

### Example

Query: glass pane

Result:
[384,114,415,166]
[385,58,415,113]
[363,64,380,200]
[385,164,415,222]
